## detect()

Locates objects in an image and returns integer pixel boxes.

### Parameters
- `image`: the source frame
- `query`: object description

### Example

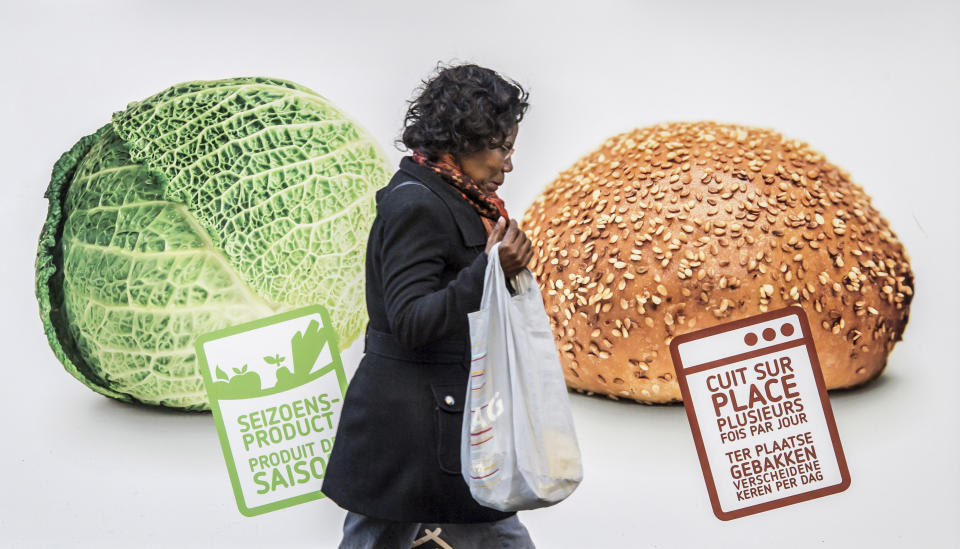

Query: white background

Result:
[2,0,957,547]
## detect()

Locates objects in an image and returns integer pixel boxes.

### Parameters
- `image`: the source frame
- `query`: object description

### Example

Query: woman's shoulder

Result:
[377,174,449,224]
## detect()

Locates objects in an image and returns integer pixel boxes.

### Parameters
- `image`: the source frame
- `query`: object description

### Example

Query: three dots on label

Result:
[744,323,795,346]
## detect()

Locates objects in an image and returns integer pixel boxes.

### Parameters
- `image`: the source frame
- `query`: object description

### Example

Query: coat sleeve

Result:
[378,186,488,350]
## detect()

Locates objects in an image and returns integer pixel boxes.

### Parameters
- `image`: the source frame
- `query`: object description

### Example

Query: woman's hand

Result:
[485,217,535,278]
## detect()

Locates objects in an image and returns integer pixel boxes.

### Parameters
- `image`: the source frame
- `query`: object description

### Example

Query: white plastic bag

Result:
[461,242,583,511]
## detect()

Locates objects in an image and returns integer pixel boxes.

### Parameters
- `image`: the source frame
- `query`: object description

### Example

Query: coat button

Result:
[444,395,455,406]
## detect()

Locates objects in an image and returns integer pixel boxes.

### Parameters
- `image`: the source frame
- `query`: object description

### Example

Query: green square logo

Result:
[195,305,348,516]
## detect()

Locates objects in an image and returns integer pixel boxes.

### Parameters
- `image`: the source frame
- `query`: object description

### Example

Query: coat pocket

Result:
[430,383,465,474]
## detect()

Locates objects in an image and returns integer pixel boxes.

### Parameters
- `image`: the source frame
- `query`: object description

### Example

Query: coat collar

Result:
[394,157,488,247]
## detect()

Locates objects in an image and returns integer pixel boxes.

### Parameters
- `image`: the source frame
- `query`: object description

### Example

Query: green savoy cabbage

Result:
[36,77,389,411]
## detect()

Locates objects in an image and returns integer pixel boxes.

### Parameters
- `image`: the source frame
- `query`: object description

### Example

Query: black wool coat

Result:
[321,157,515,523]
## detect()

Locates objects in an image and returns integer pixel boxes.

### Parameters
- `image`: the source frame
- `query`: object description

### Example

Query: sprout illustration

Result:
[209,363,261,398]
[263,354,286,369]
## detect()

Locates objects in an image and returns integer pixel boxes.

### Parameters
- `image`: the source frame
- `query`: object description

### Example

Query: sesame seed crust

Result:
[521,121,914,404]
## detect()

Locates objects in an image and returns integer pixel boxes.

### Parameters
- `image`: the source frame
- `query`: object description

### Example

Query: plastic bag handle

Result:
[486,242,539,299]
[480,241,507,312]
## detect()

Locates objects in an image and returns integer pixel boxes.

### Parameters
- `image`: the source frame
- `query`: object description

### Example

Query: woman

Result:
[321,64,536,548]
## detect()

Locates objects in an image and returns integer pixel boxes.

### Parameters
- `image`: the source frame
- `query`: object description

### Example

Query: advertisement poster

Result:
[2,1,957,547]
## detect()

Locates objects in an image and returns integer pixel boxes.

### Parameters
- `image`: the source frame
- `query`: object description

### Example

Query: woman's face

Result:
[457,125,518,195]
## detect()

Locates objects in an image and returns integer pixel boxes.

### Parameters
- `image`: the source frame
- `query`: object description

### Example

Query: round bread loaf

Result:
[521,121,913,403]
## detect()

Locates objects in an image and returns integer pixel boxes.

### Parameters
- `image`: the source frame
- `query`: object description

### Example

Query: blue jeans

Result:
[338,511,536,549]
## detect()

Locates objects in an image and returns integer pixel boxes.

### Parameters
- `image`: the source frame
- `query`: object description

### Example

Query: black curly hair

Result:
[400,63,529,160]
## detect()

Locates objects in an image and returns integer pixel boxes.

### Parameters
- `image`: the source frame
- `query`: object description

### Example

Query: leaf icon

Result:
[215,366,228,381]
[264,355,277,365]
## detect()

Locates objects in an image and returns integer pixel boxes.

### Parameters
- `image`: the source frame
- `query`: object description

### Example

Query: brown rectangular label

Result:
[670,306,851,520]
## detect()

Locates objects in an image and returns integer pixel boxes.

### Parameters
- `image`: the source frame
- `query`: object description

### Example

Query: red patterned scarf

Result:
[411,150,509,234]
